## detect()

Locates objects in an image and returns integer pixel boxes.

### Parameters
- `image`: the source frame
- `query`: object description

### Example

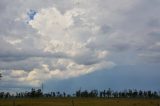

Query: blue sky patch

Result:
[27,9,37,20]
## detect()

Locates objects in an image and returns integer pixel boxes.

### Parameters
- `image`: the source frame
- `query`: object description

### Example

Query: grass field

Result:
[0,98,160,106]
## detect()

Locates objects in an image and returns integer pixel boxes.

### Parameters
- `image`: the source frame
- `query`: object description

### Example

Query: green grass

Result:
[0,98,160,106]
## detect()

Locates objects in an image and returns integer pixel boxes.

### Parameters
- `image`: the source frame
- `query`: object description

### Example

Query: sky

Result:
[0,0,160,92]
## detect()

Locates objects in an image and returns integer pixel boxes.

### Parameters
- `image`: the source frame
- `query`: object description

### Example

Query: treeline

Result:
[0,88,160,99]
[75,89,160,98]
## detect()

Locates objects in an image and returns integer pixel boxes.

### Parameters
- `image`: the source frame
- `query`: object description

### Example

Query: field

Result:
[0,98,160,106]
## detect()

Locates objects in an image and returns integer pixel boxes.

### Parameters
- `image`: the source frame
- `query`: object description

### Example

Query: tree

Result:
[36,89,43,97]
[76,90,81,97]
[63,92,66,97]
[90,90,98,97]
[31,88,36,97]
[153,91,158,98]
[147,90,152,98]
[106,88,112,98]
[0,73,2,79]
[100,91,103,98]
[132,89,138,98]
[127,89,133,98]
[112,91,118,98]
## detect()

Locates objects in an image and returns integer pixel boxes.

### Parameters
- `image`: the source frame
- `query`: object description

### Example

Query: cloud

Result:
[0,1,115,87]
[1,0,160,88]
[1,60,114,87]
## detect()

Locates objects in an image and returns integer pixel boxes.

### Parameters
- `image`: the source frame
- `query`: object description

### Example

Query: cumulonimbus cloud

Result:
[1,0,160,88]
[0,5,115,87]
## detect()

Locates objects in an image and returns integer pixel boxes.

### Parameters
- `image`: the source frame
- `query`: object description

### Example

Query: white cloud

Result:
[1,59,114,87]
[0,5,115,87]
[1,0,160,88]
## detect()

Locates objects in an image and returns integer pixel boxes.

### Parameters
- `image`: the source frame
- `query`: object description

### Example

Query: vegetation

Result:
[0,88,160,106]
[0,88,159,99]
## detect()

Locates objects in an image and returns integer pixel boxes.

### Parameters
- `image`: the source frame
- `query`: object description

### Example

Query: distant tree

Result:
[118,92,122,98]
[0,73,2,79]
[76,90,81,97]
[81,90,88,97]
[121,92,126,98]
[5,92,10,98]
[153,91,158,98]
[106,88,112,98]
[143,91,148,98]
[0,92,4,98]
[36,89,43,97]
[31,88,36,97]
[100,91,103,98]
[51,92,56,97]
[63,92,66,97]
[147,90,152,98]
[132,89,138,98]
[127,89,133,98]
[112,91,118,98]
[103,90,106,97]
[90,90,98,97]
[138,90,143,98]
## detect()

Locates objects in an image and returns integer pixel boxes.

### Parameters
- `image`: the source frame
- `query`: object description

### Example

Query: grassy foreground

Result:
[0,98,160,106]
